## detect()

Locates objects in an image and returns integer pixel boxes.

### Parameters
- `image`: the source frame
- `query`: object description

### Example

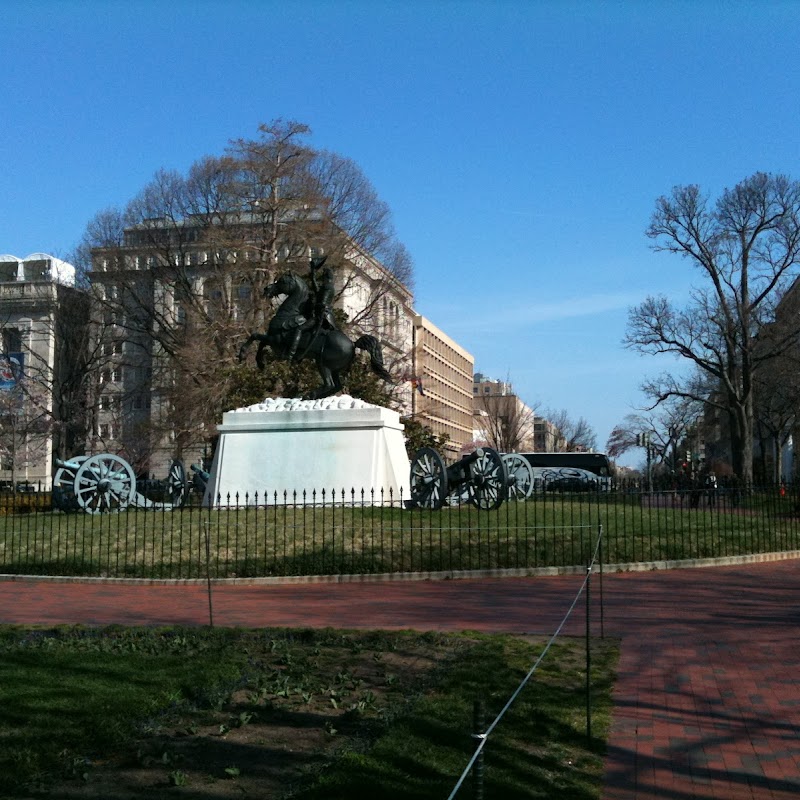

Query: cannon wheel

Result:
[74,453,137,514]
[409,447,449,510]
[502,453,534,501]
[467,448,509,510]
[446,484,470,507]
[52,455,88,512]
[168,459,188,508]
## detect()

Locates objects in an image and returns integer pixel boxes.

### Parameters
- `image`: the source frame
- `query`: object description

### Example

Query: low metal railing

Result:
[0,482,798,580]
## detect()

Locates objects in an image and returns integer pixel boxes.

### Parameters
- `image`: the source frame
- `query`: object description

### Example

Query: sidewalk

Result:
[1,559,799,799]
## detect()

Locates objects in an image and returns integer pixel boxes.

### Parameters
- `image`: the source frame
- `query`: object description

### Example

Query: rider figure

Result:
[310,261,337,331]
[286,256,337,362]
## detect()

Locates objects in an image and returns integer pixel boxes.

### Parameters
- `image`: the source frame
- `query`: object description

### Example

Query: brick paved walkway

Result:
[1,559,799,799]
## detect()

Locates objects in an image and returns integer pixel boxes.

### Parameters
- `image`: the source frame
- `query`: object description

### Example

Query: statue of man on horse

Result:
[238,257,394,400]
[285,256,337,362]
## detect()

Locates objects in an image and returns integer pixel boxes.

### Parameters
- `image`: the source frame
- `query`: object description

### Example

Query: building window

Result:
[2,328,22,353]
[99,395,121,412]
[0,261,18,281]
[102,341,122,357]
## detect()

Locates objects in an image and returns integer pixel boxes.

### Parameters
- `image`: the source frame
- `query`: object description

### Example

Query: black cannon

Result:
[52,454,188,514]
[408,447,509,510]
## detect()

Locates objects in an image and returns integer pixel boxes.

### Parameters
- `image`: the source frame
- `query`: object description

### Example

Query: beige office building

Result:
[411,315,474,459]
[472,375,537,453]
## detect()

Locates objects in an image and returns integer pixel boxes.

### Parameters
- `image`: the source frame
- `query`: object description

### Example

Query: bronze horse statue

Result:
[237,270,393,400]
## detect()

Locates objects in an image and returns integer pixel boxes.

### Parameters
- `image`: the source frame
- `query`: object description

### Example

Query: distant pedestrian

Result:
[705,471,718,508]
[690,477,702,509]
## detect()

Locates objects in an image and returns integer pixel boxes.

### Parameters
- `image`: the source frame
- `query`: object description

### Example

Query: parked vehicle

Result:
[545,476,598,492]
[518,452,614,492]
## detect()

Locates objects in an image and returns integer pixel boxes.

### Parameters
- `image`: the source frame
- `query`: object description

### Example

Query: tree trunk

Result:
[727,403,753,483]
[774,436,783,484]
[738,412,754,485]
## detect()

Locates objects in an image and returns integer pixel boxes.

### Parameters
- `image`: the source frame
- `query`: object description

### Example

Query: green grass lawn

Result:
[0,626,618,799]
[2,488,799,579]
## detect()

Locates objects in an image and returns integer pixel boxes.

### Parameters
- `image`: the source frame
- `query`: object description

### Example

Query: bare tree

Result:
[543,408,597,452]
[752,347,800,482]
[72,120,414,468]
[474,392,536,453]
[625,173,800,482]
[71,207,126,287]
[606,396,703,470]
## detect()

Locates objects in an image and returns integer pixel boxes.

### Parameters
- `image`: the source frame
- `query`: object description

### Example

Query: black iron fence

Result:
[1,482,799,580]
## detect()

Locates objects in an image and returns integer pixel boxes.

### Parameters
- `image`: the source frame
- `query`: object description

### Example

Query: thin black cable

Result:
[446,527,603,799]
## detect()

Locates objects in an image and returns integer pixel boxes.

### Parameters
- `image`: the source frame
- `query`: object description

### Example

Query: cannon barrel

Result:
[190,463,210,494]
[54,457,84,470]
[445,448,485,485]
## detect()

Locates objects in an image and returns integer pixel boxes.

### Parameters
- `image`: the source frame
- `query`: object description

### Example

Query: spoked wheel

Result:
[74,453,137,514]
[446,485,470,507]
[52,455,87,512]
[467,448,509,510]
[502,453,534,501]
[409,447,449,510]
[168,459,188,508]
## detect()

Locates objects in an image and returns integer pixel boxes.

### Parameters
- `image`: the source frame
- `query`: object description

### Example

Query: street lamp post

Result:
[636,432,653,495]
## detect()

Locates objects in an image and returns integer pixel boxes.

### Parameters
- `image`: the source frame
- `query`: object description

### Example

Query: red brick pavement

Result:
[1,559,799,799]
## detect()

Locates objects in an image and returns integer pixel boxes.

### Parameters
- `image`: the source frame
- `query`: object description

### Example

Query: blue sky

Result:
[3,0,799,466]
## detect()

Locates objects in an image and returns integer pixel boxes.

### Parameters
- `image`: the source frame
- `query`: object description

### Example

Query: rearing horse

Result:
[237,271,393,400]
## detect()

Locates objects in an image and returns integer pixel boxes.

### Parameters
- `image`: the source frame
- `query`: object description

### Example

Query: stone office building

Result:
[0,253,88,489]
[0,243,476,489]
[88,216,418,476]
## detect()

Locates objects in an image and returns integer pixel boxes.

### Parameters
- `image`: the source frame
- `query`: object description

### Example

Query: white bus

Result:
[517,452,614,492]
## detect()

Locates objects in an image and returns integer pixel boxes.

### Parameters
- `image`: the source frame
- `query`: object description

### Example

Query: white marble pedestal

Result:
[204,396,411,506]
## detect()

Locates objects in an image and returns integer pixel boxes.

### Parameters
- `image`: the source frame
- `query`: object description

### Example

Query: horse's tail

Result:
[354,335,393,383]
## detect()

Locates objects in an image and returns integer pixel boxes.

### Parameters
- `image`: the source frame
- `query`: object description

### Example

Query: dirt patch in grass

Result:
[5,627,616,799]
[44,631,466,799]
